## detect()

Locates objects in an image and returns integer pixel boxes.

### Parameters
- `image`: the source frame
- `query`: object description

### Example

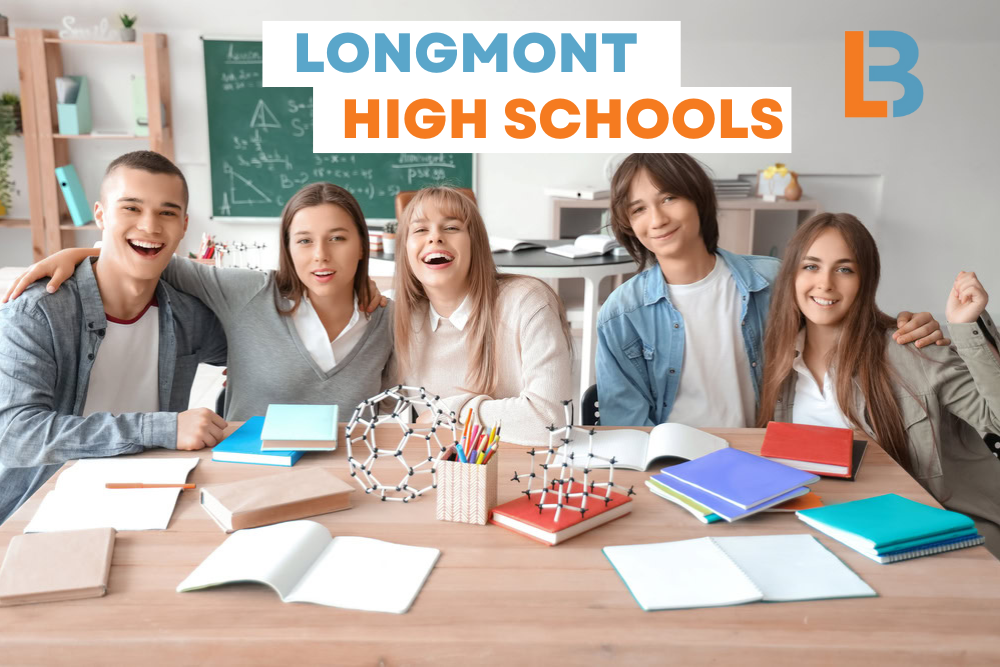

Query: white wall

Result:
[2,0,997,315]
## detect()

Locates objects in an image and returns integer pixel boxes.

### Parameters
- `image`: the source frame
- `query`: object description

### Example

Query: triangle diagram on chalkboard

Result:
[223,162,273,205]
[249,99,281,130]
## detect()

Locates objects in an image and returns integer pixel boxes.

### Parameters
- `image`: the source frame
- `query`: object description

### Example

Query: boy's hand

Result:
[946,271,989,324]
[176,408,228,450]
[893,311,950,348]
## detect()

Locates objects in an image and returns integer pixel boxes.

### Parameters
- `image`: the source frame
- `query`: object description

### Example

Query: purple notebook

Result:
[650,473,809,522]
[661,448,819,510]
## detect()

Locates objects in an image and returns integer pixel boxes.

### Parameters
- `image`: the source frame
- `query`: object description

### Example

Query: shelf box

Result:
[55,76,92,135]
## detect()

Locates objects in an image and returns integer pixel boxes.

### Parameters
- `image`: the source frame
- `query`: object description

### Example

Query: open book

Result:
[557,423,729,471]
[177,520,440,613]
[490,237,544,253]
[545,234,620,259]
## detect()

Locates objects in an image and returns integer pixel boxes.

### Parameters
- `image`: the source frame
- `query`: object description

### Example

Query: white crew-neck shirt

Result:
[82,299,160,416]
[666,256,756,428]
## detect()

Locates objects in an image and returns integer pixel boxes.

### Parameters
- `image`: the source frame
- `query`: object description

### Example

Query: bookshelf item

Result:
[436,454,499,525]
[54,75,91,134]
[345,385,460,502]
[54,164,93,226]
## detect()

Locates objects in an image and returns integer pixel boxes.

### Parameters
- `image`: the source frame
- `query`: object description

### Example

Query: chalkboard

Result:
[202,39,475,220]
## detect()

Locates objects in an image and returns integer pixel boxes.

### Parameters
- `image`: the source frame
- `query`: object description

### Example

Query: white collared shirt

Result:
[290,295,368,373]
[791,330,852,429]
[429,294,472,332]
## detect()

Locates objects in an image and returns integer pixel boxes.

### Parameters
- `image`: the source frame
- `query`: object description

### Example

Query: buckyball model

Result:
[345,386,460,502]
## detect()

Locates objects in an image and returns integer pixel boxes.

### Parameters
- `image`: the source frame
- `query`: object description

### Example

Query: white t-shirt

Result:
[790,330,853,429]
[82,300,160,417]
[666,257,757,428]
[289,295,368,373]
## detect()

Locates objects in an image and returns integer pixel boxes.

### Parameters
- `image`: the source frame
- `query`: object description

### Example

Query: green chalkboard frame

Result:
[202,37,476,222]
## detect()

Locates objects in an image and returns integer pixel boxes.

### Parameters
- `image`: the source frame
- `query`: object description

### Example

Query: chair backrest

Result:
[581,383,600,426]
[394,188,477,222]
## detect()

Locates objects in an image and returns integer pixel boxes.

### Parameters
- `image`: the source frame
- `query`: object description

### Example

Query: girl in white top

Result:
[393,187,573,445]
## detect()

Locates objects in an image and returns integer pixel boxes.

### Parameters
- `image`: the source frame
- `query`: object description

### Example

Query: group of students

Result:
[0,150,998,560]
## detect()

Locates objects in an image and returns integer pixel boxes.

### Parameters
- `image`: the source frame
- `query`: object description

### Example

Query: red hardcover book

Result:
[490,484,633,546]
[761,422,856,478]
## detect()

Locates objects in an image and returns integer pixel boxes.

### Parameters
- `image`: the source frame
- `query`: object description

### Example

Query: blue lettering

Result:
[462,33,508,72]
[327,33,369,73]
[296,33,323,72]
[513,33,556,73]
[868,30,923,117]
[561,33,596,72]
[602,33,637,72]
[375,33,410,72]
[416,32,457,73]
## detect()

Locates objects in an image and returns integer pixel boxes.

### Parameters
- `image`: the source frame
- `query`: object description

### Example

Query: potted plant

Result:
[1,93,21,134]
[118,14,137,42]
[0,12,8,38]
[382,221,397,255]
[0,102,15,216]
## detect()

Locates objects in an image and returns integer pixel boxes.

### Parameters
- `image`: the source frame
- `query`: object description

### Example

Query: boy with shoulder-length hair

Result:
[596,153,945,428]
[0,150,227,523]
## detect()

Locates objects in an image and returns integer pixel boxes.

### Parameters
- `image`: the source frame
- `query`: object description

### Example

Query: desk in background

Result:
[1,426,998,665]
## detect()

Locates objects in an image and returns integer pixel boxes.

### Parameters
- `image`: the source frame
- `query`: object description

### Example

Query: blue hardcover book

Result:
[260,404,339,452]
[212,417,303,467]
[661,448,819,510]
[54,165,94,227]
[651,473,808,522]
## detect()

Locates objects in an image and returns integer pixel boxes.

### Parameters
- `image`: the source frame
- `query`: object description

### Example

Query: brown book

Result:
[0,527,116,606]
[200,467,354,532]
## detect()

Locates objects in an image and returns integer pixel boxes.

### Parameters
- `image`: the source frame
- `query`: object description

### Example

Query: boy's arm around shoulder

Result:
[161,255,270,325]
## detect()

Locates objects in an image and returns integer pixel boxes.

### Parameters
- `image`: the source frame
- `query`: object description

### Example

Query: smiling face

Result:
[404,199,472,295]
[626,168,704,262]
[94,166,188,281]
[287,203,363,301]
[794,228,861,330]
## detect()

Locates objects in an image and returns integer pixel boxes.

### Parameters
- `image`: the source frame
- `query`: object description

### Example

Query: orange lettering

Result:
[451,99,487,139]
[504,99,536,139]
[625,99,669,139]
[751,99,783,138]
[721,99,748,139]
[585,99,621,138]
[345,99,378,139]
[540,99,580,139]
[673,99,714,139]
[404,99,446,139]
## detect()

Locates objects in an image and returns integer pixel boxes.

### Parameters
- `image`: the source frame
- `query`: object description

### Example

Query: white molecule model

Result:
[345,385,460,502]
[512,399,635,522]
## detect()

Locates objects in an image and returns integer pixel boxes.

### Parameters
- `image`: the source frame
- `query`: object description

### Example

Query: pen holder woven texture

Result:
[436,454,498,525]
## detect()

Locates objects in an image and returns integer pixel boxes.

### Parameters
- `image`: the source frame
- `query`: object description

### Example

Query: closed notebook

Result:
[0,528,116,606]
[646,477,822,524]
[650,472,808,522]
[260,404,338,451]
[212,417,304,467]
[200,467,354,533]
[603,535,876,611]
[662,448,819,509]
[490,484,633,545]
[761,421,859,478]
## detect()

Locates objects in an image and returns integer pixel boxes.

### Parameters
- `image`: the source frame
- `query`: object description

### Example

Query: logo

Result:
[845,31,923,117]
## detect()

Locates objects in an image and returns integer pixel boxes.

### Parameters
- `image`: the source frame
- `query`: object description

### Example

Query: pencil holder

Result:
[436,454,498,525]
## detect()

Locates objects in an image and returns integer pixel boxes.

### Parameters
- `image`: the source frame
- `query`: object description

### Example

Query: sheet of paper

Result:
[24,488,182,532]
[558,429,649,470]
[54,457,199,489]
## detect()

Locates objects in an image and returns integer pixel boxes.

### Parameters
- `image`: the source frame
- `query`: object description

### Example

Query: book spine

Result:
[874,536,985,564]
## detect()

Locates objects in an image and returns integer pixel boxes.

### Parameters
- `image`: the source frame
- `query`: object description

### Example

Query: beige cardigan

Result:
[774,314,1000,558]
[402,276,573,446]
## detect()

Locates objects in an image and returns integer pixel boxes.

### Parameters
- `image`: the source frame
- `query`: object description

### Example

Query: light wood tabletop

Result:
[1,425,999,666]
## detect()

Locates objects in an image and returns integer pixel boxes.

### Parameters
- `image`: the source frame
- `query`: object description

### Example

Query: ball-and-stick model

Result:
[511,399,635,522]
[345,386,460,502]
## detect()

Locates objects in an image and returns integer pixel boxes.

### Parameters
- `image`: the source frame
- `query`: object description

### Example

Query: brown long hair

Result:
[274,182,372,316]
[393,186,571,395]
[609,153,720,270]
[756,213,912,469]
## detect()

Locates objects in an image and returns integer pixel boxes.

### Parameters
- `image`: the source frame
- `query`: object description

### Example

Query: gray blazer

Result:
[774,315,1000,558]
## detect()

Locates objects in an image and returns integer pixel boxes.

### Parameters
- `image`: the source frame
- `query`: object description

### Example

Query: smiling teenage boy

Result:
[595,153,945,427]
[0,151,228,523]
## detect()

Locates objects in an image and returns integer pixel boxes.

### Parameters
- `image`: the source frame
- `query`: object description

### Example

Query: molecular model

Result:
[512,399,635,522]
[345,385,460,502]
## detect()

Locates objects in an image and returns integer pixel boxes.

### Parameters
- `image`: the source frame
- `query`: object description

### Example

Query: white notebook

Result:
[558,423,728,471]
[603,535,876,611]
[545,234,620,259]
[177,520,440,614]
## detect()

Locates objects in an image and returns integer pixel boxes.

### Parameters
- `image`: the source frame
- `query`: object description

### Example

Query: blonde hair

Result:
[393,186,571,395]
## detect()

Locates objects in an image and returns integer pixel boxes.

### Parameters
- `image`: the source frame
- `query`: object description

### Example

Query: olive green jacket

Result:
[774,314,1000,558]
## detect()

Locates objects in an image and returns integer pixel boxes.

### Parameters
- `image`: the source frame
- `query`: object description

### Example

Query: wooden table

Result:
[2,427,999,666]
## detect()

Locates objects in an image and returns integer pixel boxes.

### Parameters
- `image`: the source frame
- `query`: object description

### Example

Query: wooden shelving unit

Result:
[14,29,173,260]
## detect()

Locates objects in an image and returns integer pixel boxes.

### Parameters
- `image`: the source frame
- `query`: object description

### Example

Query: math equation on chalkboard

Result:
[204,39,475,220]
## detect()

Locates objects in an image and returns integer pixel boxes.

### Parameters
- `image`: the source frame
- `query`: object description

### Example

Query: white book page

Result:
[711,535,876,601]
[558,429,649,470]
[603,537,762,610]
[24,488,181,532]
[287,536,440,613]
[176,521,332,599]
[646,424,729,465]
[576,234,617,253]
[55,458,200,490]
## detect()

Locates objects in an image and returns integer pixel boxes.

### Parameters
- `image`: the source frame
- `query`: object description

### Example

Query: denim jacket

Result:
[0,259,227,523]
[596,248,780,426]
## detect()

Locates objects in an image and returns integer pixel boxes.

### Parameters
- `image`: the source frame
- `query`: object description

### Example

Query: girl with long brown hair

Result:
[393,186,572,445]
[758,212,1000,556]
[7,182,392,421]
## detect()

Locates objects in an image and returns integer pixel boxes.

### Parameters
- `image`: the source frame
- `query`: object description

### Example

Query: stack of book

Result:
[760,421,867,480]
[713,178,753,199]
[646,448,819,522]
[797,493,985,563]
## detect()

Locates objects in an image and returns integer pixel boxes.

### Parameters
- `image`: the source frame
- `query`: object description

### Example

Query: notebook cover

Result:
[761,422,854,476]
[490,484,633,545]
[662,448,819,509]
[260,404,338,450]
[212,417,304,466]
[0,528,115,606]
[796,493,977,550]
[200,467,354,532]
[871,535,985,563]
[650,473,808,522]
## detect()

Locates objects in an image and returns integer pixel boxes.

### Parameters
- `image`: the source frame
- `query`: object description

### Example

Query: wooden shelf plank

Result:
[59,222,99,231]
[53,134,143,140]
[0,218,31,228]
[42,38,139,46]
